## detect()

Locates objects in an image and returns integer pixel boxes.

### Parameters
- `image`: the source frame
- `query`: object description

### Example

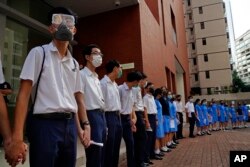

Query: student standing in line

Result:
[185,96,196,138]
[175,94,185,139]
[236,102,244,128]
[6,7,90,167]
[194,99,204,136]
[119,71,142,167]
[100,60,123,167]
[224,102,230,130]
[229,101,237,129]
[154,88,165,158]
[211,99,219,131]
[242,102,249,128]
[144,82,163,161]
[81,44,106,167]
[218,100,226,131]
[132,72,151,167]
[201,99,211,135]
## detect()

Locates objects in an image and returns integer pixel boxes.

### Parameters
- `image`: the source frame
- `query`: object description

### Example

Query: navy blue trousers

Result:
[85,110,107,167]
[104,111,122,167]
[121,114,135,167]
[133,112,147,167]
[146,114,156,159]
[27,116,77,167]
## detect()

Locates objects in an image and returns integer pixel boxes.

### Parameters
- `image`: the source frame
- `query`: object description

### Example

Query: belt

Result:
[105,110,120,115]
[34,112,75,120]
[87,108,104,112]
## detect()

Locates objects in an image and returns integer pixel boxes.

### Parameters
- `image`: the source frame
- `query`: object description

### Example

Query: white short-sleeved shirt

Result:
[176,101,184,113]
[100,75,121,111]
[80,67,105,110]
[20,42,82,114]
[185,101,195,117]
[118,82,135,115]
[143,93,157,114]
[0,51,5,84]
[132,87,144,112]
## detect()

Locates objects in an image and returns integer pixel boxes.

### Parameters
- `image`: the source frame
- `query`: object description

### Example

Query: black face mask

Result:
[149,87,155,95]
[54,23,73,41]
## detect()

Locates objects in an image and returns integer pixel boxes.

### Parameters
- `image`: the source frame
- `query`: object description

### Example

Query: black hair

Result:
[188,95,193,99]
[194,98,200,107]
[201,99,206,104]
[82,44,101,61]
[145,82,153,89]
[138,71,147,79]
[154,88,162,97]
[48,7,78,25]
[105,60,120,74]
[127,71,142,82]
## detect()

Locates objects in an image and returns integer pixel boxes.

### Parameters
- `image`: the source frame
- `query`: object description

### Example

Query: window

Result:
[225,18,227,24]
[193,58,197,65]
[207,88,212,95]
[194,73,198,81]
[204,54,208,62]
[189,13,192,20]
[199,7,203,14]
[191,42,196,50]
[187,0,191,6]
[190,28,193,35]
[228,48,231,54]
[227,32,229,38]
[200,22,205,29]
[171,7,177,45]
[205,71,210,79]
[202,38,207,45]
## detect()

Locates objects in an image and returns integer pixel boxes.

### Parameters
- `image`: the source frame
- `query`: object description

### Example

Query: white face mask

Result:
[189,99,193,102]
[143,81,148,88]
[92,54,102,67]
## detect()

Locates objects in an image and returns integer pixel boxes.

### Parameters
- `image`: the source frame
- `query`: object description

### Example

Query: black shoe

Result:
[174,140,179,144]
[144,160,154,165]
[167,144,176,149]
[189,135,195,138]
[152,155,163,160]
[156,152,165,157]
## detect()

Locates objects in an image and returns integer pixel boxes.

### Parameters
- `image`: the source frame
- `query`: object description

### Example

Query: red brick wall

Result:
[74,5,142,84]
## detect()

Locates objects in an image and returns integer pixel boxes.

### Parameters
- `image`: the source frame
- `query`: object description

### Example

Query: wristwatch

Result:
[80,120,90,129]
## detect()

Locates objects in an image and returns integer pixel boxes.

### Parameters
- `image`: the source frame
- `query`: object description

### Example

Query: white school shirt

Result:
[100,75,121,111]
[118,83,135,115]
[20,42,82,114]
[132,87,144,112]
[80,67,105,110]
[185,101,195,117]
[0,51,5,84]
[176,101,184,113]
[143,93,157,114]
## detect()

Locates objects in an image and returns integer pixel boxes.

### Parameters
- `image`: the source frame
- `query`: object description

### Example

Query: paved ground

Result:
[1,123,249,167]
[120,123,250,167]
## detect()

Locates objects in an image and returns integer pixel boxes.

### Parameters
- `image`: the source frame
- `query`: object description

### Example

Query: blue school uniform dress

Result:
[169,101,177,132]
[242,105,249,122]
[159,97,170,134]
[211,104,218,123]
[201,104,209,126]
[155,99,164,138]
[218,105,226,123]
[229,106,237,123]
[207,106,213,124]
[237,106,244,122]
[224,106,229,122]
[195,105,204,127]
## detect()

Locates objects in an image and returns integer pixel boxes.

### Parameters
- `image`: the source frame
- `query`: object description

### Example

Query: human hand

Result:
[131,124,137,132]
[78,125,91,148]
[5,140,27,167]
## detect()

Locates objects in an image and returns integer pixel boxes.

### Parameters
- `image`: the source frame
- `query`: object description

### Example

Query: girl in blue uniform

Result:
[237,102,244,128]
[194,99,204,136]
[218,100,226,130]
[154,88,165,156]
[224,102,230,130]
[229,101,237,129]
[242,102,249,128]
[168,93,178,146]
[207,102,213,131]
[211,99,219,131]
[201,99,211,135]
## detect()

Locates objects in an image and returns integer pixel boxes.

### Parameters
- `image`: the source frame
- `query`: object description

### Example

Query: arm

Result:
[143,107,150,128]
[6,80,31,166]
[0,93,11,145]
[75,92,90,147]
[0,89,12,95]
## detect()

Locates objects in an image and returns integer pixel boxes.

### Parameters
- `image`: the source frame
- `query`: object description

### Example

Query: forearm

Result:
[0,93,11,140]
[75,92,89,124]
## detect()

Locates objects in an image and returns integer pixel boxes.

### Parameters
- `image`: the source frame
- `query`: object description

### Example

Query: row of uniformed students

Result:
[192,99,249,136]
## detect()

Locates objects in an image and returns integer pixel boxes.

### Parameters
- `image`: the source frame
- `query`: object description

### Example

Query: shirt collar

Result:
[83,66,98,77]
[123,82,130,90]
[104,75,113,83]
[48,42,73,62]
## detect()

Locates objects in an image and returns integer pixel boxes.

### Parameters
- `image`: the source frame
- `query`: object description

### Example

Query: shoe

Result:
[161,146,171,152]
[189,135,195,138]
[147,161,154,165]
[174,140,179,144]
[244,125,248,128]
[207,132,212,135]
[152,155,163,160]
[167,144,176,149]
